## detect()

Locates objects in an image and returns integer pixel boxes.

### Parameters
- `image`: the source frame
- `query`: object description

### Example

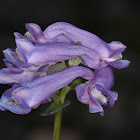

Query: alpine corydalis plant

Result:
[0,22,130,140]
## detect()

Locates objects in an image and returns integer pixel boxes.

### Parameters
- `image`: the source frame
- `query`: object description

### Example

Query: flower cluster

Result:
[0,22,130,115]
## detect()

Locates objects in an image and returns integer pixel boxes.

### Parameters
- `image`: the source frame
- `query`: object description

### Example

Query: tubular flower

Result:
[75,66,118,116]
[15,39,100,69]
[44,22,130,69]
[14,23,47,44]
[0,66,94,114]
[14,23,74,45]
[0,48,49,85]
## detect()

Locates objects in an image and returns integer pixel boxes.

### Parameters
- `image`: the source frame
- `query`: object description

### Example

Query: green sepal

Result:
[69,78,83,90]
[40,100,70,116]
[68,57,82,67]
[47,62,67,75]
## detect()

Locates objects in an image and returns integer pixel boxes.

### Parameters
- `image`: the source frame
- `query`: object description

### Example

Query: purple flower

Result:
[44,22,130,69]
[75,66,118,116]
[0,83,31,114]
[0,66,94,114]
[0,48,49,85]
[14,23,73,45]
[15,39,100,69]
[14,23,47,44]
[0,22,129,116]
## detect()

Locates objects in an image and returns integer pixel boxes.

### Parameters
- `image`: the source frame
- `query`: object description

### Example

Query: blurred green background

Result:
[0,0,139,140]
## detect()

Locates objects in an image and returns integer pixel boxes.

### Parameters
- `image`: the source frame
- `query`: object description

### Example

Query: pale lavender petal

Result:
[75,83,90,104]
[44,22,130,67]
[75,82,104,115]
[14,32,25,39]
[3,48,29,68]
[24,66,93,88]
[16,39,100,69]
[46,34,75,44]
[3,48,49,72]
[25,23,51,44]
[108,41,126,57]
[26,64,49,72]
[14,31,73,45]
[96,60,108,69]
[36,64,49,72]
[91,66,114,89]
[14,32,40,44]
[3,58,15,67]
[0,84,31,114]
[44,22,110,58]
[0,67,43,84]
[95,84,118,108]
[25,23,43,39]
[13,66,94,108]
[15,39,35,62]
[88,91,104,114]
[107,60,130,69]
[0,104,6,111]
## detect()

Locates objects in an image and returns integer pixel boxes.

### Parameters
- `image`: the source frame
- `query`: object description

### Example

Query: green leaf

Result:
[40,100,70,116]
[47,63,67,75]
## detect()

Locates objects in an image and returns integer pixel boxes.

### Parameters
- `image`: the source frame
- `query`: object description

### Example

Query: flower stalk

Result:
[53,109,63,140]
[53,86,71,140]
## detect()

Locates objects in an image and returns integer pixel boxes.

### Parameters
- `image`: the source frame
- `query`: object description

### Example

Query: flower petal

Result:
[14,32,40,44]
[108,41,126,57]
[0,104,6,111]
[14,32,25,39]
[25,23,49,44]
[44,22,110,58]
[3,48,29,68]
[13,66,94,108]
[75,83,90,104]
[0,84,31,114]
[25,23,43,39]
[3,58,15,67]
[88,91,104,114]
[14,31,74,45]
[16,39,100,69]
[46,34,75,44]
[107,60,130,69]
[91,66,114,89]
[3,48,50,72]
[95,84,118,108]
[0,67,43,84]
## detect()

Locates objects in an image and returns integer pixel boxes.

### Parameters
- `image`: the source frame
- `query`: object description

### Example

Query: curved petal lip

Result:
[95,84,118,100]
[88,91,104,114]
[91,66,114,89]
[108,41,127,57]
[75,83,90,104]
[14,32,39,44]
[3,48,30,68]
[13,66,94,108]
[43,22,110,58]
[16,39,100,69]
[107,60,130,69]
[0,103,6,111]
[25,23,43,38]
[0,86,31,114]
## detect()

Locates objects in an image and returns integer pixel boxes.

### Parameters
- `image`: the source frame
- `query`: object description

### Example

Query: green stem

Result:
[53,86,71,140]
[53,109,63,140]
[59,86,71,103]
